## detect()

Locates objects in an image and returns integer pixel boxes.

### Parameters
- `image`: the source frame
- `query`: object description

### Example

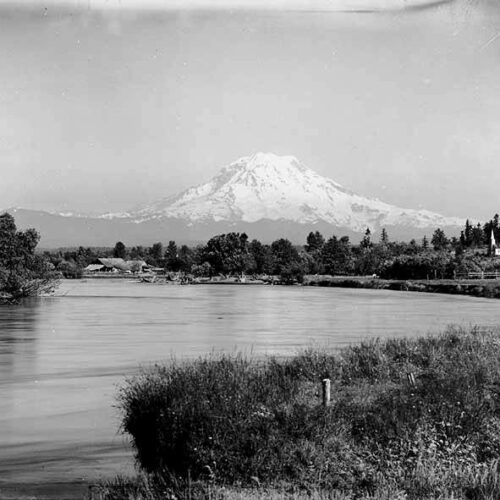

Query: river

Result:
[1,279,500,495]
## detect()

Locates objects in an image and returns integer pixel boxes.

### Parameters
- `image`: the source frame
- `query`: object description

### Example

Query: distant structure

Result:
[490,229,500,257]
[85,258,150,273]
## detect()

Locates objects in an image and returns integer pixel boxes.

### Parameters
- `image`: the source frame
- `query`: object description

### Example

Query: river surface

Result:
[1,280,500,491]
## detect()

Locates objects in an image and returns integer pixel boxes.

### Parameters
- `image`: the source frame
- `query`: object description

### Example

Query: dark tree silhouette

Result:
[0,213,59,301]
[113,241,127,259]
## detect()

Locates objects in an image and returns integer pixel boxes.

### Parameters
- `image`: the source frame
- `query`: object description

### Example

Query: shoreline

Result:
[305,276,500,299]
[77,274,500,299]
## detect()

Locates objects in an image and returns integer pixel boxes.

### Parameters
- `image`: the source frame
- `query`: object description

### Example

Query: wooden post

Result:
[407,372,416,387]
[322,378,331,407]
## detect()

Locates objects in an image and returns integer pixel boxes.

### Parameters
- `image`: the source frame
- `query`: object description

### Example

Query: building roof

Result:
[95,258,149,271]
[85,264,105,272]
[97,258,128,270]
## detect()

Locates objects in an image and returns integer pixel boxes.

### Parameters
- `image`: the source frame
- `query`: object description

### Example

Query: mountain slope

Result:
[129,152,462,232]
[6,153,465,247]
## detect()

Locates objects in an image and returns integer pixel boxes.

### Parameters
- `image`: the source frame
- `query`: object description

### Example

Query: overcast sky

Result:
[1,0,499,220]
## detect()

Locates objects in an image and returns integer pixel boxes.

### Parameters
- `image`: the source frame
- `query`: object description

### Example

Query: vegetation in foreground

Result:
[91,326,500,499]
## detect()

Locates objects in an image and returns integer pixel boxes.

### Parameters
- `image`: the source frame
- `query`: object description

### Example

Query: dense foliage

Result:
[0,213,59,301]
[113,327,500,499]
[43,213,500,283]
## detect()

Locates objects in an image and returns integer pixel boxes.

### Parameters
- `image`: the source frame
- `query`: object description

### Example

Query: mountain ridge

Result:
[122,152,463,230]
[4,153,465,247]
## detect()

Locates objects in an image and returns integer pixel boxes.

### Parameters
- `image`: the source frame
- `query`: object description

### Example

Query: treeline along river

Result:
[1,280,500,491]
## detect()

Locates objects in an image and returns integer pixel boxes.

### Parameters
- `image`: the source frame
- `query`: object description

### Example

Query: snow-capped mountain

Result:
[6,153,464,247]
[127,152,462,232]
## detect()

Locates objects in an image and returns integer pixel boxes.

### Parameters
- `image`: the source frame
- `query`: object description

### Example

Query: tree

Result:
[380,228,389,245]
[129,246,145,260]
[305,231,325,253]
[471,223,485,247]
[464,219,473,247]
[422,235,429,250]
[431,228,449,251]
[380,252,453,280]
[165,241,183,272]
[178,245,196,273]
[408,239,419,254]
[191,262,212,278]
[0,213,59,301]
[270,238,300,274]
[149,242,164,267]
[202,233,250,275]
[484,214,500,246]
[57,260,83,279]
[321,235,353,275]
[248,239,274,275]
[113,241,127,259]
[269,239,306,283]
[361,228,372,249]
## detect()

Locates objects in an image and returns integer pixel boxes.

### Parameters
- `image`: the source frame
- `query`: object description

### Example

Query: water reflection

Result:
[0,298,40,383]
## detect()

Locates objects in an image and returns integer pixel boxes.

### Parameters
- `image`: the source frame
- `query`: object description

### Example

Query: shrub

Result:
[117,327,500,498]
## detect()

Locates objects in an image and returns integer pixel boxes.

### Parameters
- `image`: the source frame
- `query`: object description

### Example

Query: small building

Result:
[88,258,150,273]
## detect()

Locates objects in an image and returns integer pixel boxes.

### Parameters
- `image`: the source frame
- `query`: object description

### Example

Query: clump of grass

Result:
[110,326,500,499]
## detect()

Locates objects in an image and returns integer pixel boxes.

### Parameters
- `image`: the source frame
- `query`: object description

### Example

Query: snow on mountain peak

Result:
[131,153,463,232]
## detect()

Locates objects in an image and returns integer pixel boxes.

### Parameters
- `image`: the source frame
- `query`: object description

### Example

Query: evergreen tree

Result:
[166,241,183,272]
[431,228,449,251]
[464,219,473,247]
[471,223,485,247]
[380,228,389,245]
[459,231,466,248]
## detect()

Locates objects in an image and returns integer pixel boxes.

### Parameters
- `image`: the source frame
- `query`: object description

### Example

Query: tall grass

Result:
[94,326,500,499]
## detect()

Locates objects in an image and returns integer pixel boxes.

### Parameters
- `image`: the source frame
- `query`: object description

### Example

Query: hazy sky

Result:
[1,0,499,219]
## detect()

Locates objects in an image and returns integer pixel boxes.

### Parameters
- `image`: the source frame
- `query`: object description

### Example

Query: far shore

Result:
[72,273,500,300]
[305,275,500,299]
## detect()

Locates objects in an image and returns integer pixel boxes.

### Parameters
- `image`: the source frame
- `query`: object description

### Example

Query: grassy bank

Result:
[305,276,500,299]
[92,327,500,499]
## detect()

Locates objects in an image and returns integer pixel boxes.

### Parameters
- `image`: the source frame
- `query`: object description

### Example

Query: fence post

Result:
[322,378,331,407]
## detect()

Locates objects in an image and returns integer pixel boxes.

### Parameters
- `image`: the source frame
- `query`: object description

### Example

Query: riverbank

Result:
[305,275,500,299]
[80,273,500,300]
[91,326,500,499]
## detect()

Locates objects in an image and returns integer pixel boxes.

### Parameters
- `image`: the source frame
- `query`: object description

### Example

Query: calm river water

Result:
[1,279,500,490]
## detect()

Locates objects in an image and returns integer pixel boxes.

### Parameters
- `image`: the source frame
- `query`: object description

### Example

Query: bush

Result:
[57,260,83,279]
[117,327,500,498]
